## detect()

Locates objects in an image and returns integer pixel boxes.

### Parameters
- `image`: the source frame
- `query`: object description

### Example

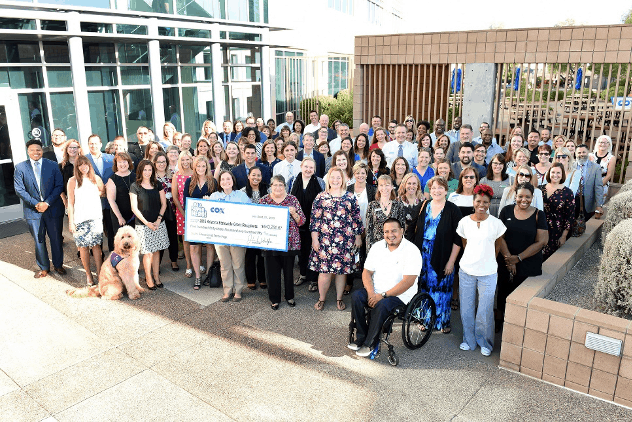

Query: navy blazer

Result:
[88,153,114,209]
[14,158,64,220]
[296,150,326,178]
[218,132,236,145]
[313,127,337,141]
[232,162,272,190]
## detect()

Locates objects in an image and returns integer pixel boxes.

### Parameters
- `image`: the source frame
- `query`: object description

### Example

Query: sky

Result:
[405,0,630,33]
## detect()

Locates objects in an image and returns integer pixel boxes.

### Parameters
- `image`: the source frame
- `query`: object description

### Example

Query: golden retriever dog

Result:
[66,226,144,300]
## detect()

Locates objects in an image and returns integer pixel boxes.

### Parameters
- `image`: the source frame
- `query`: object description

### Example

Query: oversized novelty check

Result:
[184,198,289,251]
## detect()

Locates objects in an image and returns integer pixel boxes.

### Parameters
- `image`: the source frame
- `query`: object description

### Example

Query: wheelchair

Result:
[348,291,437,366]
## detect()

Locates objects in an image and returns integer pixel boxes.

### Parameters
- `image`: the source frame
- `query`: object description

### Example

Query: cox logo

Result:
[209,207,225,214]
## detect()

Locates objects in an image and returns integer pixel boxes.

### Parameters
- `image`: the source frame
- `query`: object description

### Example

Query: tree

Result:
[622,8,632,24]
[554,18,576,27]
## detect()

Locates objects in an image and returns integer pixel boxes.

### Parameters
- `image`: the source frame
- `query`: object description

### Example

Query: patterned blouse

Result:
[365,199,407,251]
[259,194,306,251]
[156,173,176,216]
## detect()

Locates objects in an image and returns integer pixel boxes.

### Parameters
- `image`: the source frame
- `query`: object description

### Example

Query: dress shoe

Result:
[34,270,49,279]
[54,267,67,275]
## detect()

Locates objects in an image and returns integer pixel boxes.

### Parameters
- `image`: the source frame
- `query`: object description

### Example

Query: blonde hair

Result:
[554,147,575,172]
[163,122,176,140]
[594,135,613,155]
[325,166,347,192]
[177,150,193,173]
[189,155,212,195]
[509,165,537,194]
[398,173,421,202]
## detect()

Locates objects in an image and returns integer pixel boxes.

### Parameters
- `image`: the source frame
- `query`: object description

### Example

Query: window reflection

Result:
[89,91,122,144]
[123,89,153,141]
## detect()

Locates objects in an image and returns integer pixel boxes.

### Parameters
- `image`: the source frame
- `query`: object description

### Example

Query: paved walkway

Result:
[1,228,631,421]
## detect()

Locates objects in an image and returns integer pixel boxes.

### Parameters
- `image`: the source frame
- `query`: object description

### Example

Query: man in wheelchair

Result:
[348,218,423,357]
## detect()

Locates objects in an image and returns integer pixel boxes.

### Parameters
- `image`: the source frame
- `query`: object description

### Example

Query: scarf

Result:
[291,172,323,230]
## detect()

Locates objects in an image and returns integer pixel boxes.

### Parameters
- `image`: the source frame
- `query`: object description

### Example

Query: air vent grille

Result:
[585,332,622,356]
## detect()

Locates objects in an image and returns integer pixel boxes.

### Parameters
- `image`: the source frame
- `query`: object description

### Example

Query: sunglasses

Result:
[538,153,550,156]
[463,175,476,180]
[518,172,531,178]
[556,155,569,159]
[405,119,413,123]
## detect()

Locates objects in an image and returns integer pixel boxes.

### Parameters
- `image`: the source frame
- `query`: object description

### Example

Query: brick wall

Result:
[499,218,632,407]
[354,25,632,65]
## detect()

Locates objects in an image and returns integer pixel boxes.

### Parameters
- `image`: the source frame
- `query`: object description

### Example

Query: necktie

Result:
[33,161,42,199]
[578,164,584,196]
[398,145,403,157]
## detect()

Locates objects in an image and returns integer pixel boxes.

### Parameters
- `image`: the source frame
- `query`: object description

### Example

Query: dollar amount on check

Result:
[184,198,289,251]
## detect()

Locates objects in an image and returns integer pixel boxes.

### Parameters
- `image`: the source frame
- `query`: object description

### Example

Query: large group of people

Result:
[15,111,614,360]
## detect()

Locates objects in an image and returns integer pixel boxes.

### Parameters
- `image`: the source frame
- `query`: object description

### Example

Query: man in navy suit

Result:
[86,134,115,251]
[232,144,271,190]
[296,133,325,178]
[312,114,337,141]
[218,120,236,146]
[14,139,66,278]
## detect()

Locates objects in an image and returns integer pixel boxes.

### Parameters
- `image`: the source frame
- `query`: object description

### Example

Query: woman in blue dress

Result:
[406,176,462,333]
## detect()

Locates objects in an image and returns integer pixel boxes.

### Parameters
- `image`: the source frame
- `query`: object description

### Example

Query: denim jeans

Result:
[459,269,497,351]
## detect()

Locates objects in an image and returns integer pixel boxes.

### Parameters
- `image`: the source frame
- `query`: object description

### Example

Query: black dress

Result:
[497,206,548,315]
[110,173,135,231]
[59,162,74,197]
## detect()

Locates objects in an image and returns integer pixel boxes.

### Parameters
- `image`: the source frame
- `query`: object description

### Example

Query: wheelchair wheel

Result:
[387,351,399,366]
[402,292,436,350]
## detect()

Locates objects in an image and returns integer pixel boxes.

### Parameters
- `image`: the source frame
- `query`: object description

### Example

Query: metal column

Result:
[147,19,165,134]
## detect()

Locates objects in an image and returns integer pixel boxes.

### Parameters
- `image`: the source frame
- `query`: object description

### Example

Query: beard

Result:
[461,157,471,165]
[576,157,588,165]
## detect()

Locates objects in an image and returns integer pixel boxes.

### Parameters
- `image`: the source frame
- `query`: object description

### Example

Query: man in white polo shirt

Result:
[349,218,422,357]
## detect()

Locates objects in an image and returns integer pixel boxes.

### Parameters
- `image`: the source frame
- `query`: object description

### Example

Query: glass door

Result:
[0,88,28,223]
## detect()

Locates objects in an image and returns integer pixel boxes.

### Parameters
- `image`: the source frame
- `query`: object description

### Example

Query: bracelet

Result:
[157,214,163,219]
[517,254,522,262]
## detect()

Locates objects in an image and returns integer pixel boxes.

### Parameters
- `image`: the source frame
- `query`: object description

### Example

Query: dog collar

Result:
[110,252,124,268]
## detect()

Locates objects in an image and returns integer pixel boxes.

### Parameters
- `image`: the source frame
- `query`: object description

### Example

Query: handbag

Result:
[163,203,176,222]
[571,195,586,237]
[204,261,222,288]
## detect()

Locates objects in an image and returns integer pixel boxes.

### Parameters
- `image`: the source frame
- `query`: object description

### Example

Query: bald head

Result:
[359,123,369,135]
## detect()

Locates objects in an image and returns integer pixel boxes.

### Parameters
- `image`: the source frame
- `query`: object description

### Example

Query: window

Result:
[328,0,353,15]
[328,57,349,96]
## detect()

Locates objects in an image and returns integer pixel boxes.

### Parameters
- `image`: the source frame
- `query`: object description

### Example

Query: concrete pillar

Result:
[147,20,165,134]
[261,42,272,121]
[462,63,497,134]
[211,42,225,122]
[67,14,92,149]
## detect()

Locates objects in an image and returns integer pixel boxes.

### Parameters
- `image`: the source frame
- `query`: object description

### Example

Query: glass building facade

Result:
[0,2,269,150]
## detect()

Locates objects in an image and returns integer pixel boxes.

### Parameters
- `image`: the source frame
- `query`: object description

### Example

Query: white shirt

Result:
[304,123,320,134]
[273,159,301,188]
[29,158,43,200]
[329,137,342,154]
[91,153,104,175]
[53,145,65,162]
[382,140,418,168]
[364,237,422,304]
[456,215,506,276]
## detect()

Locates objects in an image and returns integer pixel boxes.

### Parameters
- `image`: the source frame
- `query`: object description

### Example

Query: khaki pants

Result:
[216,245,246,296]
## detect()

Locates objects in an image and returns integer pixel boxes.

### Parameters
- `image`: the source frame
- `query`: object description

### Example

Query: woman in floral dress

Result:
[542,163,575,261]
[309,167,363,311]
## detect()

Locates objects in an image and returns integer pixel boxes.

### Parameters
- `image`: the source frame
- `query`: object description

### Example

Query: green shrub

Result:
[601,190,632,246]
[299,89,353,128]
[596,218,632,317]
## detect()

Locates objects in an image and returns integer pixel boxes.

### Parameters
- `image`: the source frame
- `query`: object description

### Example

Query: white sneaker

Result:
[347,342,360,351]
[459,342,471,351]
[356,346,371,357]
[481,347,492,356]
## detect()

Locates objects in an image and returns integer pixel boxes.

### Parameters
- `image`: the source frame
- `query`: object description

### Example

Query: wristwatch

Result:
[381,292,387,298]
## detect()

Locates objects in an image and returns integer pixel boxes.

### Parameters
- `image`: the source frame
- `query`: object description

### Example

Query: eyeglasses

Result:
[538,153,550,156]
[491,162,503,166]
[556,155,569,159]
[462,175,476,180]
[518,172,531,178]
[67,146,78,150]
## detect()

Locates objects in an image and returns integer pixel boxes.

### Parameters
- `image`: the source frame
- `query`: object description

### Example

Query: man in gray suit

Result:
[575,144,604,220]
